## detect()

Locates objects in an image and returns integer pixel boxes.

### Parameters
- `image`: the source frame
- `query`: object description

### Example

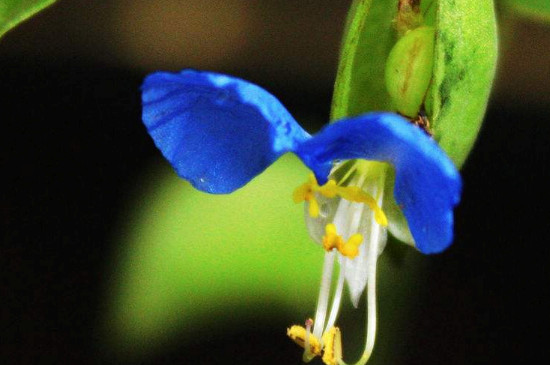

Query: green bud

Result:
[384,26,435,118]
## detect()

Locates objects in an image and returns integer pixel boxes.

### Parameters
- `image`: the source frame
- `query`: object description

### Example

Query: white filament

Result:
[362,209,382,363]
[356,172,385,365]
[312,250,336,339]
[324,260,346,335]
[303,318,315,362]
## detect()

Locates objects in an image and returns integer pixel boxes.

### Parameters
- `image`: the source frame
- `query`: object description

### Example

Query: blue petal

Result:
[296,112,462,254]
[142,70,310,193]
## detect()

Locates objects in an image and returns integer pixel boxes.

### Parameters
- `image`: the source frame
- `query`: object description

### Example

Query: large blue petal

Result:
[296,112,462,254]
[142,70,310,193]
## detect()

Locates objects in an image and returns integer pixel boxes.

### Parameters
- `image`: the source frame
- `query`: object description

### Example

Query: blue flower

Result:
[142,69,461,364]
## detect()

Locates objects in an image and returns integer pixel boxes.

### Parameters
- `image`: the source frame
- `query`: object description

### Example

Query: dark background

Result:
[2,1,549,364]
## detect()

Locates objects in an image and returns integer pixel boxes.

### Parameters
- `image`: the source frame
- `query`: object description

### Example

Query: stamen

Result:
[341,230,381,365]
[287,323,322,360]
[309,198,321,218]
[293,174,388,225]
[287,323,343,365]
[304,318,317,362]
[361,174,386,364]
[322,223,364,259]
[293,174,321,218]
[304,318,313,355]
[359,217,381,365]
[324,260,346,334]
[339,233,363,258]
[321,327,343,365]
[318,179,339,198]
[293,182,312,203]
[322,223,341,251]
[294,165,389,365]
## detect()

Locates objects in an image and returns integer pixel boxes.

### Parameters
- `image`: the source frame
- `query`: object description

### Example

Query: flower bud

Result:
[385,26,435,118]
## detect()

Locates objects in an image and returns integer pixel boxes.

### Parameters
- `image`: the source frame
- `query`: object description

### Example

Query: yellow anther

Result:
[322,223,342,252]
[339,233,363,258]
[293,174,388,226]
[321,327,343,365]
[318,179,339,198]
[287,325,322,358]
[322,224,364,259]
[309,198,320,218]
[293,174,322,218]
[292,182,311,203]
[325,223,337,236]
[288,323,343,365]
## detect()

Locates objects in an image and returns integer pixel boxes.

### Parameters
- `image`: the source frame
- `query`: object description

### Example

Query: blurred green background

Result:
[2,1,549,364]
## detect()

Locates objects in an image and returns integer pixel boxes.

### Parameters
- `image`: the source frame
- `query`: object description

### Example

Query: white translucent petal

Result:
[341,218,387,307]
[383,168,415,246]
[304,193,340,244]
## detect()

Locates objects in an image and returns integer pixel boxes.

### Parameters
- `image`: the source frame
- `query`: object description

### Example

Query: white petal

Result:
[304,193,342,245]
[338,170,387,307]
[341,220,387,307]
[383,169,416,246]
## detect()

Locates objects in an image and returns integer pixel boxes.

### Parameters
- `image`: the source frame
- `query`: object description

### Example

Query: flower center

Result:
[290,161,389,365]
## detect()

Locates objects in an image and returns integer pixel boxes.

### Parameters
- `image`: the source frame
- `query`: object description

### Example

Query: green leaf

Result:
[503,0,550,23]
[430,0,498,167]
[0,0,56,38]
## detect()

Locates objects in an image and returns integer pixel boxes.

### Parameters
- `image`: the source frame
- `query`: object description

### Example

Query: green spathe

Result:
[331,0,497,245]
[332,0,497,167]
[331,0,393,120]
[430,0,498,167]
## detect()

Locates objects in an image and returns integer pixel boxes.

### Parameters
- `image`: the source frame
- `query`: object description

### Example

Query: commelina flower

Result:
[141,69,461,365]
